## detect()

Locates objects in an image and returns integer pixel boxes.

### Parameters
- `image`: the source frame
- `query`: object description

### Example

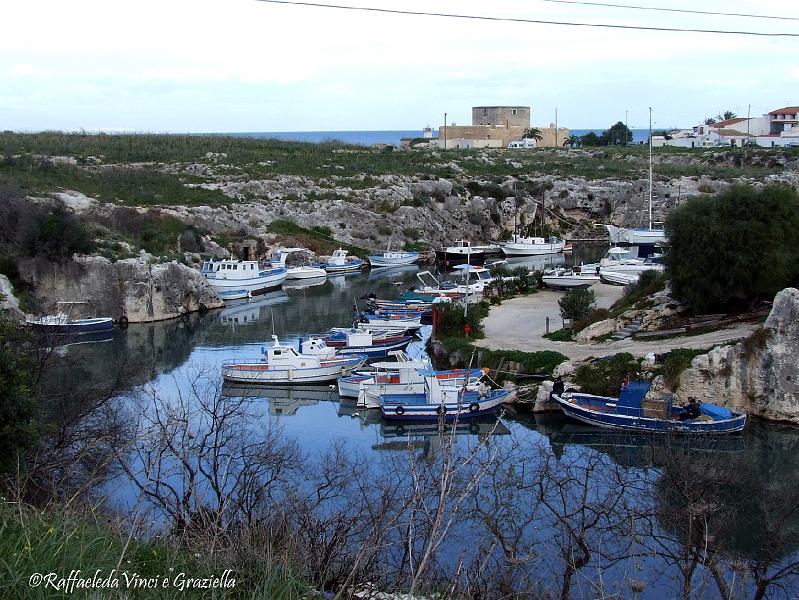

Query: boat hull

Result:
[501,241,565,256]
[222,355,367,384]
[381,389,510,421]
[542,275,599,289]
[368,253,419,267]
[285,266,327,280]
[434,250,486,265]
[206,270,288,296]
[553,394,746,434]
[26,317,115,334]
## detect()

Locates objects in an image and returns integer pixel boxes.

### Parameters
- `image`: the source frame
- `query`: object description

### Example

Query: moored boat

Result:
[435,240,486,265]
[270,247,328,280]
[599,270,639,286]
[541,268,600,289]
[500,235,566,256]
[380,373,511,421]
[367,250,420,267]
[26,313,115,334]
[315,249,364,273]
[309,328,414,358]
[553,381,746,434]
[201,258,288,298]
[221,335,367,384]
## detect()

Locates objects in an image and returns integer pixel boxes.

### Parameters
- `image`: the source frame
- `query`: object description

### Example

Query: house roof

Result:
[710,118,748,128]
[716,129,751,137]
[768,106,799,116]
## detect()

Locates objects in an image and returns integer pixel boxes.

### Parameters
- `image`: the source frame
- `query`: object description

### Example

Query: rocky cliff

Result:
[18,255,222,323]
[664,288,799,423]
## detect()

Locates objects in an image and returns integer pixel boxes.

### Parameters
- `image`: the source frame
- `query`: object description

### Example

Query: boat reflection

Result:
[282,276,328,290]
[367,264,419,281]
[495,253,566,272]
[220,382,337,416]
[218,290,289,325]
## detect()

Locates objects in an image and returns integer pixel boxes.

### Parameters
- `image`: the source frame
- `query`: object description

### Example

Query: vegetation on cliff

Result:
[666,185,799,312]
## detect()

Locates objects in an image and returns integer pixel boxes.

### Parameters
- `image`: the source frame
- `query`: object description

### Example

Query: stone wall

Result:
[472,106,530,127]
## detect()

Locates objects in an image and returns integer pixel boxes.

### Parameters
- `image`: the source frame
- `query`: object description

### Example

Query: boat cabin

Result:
[201,259,272,280]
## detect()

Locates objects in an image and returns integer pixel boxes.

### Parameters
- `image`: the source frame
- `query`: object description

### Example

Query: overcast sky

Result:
[2,0,797,132]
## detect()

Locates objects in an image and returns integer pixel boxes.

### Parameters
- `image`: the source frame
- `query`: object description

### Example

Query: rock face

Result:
[672,288,799,423]
[0,275,24,322]
[574,318,617,342]
[18,255,223,323]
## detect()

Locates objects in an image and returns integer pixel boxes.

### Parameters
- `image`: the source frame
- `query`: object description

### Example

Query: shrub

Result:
[661,348,709,390]
[543,328,573,341]
[22,206,95,261]
[402,227,420,240]
[574,352,643,396]
[436,301,489,339]
[559,288,596,322]
[612,270,666,313]
[0,318,37,474]
[574,308,611,332]
[665,184,799,312]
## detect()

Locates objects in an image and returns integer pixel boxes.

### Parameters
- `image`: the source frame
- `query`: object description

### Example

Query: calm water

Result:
[48,263,799,598]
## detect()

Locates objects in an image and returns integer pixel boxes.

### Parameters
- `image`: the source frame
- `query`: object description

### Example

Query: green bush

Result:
[22,206,95,261]
[543,328,573,341]
[436,301,489,339]
[612,270,666,314]
[559,288,596,322]
[574,308,611,332]
[0,318,37,475]
[574,352,643,396]
[665,184,799,312]
[661,347,709,390]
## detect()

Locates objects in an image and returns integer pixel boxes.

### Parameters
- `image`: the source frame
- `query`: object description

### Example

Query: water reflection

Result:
[220,382,338,416]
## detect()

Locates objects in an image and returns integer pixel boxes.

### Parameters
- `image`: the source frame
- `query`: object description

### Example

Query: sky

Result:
[1,0,797,132]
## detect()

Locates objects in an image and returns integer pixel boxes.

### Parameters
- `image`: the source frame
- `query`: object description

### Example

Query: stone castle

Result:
[438,105,568,149]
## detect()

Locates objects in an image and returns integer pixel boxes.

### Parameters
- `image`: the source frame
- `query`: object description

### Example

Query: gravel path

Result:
[473,284,756,360]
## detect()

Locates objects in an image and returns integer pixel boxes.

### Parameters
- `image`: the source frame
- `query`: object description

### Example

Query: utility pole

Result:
[555,108,558,148]
[648,106,653,231]
[747,104,751,140]
[443,112,447,151]
[625,110,629,146]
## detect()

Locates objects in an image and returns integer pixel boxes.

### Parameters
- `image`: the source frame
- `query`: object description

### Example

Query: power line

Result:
[536,0,799,22]
[254,0,799,37]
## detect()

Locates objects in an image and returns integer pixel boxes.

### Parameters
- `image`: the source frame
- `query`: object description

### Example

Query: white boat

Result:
[604,225,667,246]
[282,276,328,290]
[435,240,486,265]
[221,335,367,385]
[315,249,364,273]
[500,235,566,256]
[367,249,419,267]
[270,247,328,280]
[337,352,428,398]
[542,268,600,289]
[26,313,114,334]
[582,248,666,276]
[599,270,639,286]
[407,270,485,302]
[201,259,288,298]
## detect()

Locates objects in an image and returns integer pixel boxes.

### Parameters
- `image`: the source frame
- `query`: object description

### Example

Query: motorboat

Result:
[201,258,287,298]
[582,248,665,276]
[367,249,419,267]
[309,328,414,358]
[552,381,747,434]
[380,372,511,421]
[337,354,431,398]
[221,335,367,384]
[500,235,566,256]
[402,270,484,303]
[315,249,364,273]
[605,225,666,246]
[270,247,327,280]
[361,312,423,331]
[599,270,639,286]
[26,313,114,334]
[434,240,486,265]
[541,268,600,289]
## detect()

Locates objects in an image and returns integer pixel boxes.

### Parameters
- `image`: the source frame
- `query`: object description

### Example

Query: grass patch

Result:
[543,328,573,342]
[574,353,643,396]
[267,219,369,258]
[660,347,711,390]
[611,270,666,316]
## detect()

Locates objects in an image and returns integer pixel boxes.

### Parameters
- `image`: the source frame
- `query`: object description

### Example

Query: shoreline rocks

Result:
[17,255,222,323]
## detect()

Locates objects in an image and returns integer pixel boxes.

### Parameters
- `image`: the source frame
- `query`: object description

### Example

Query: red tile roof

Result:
[710,118,748,128]
[768,106,799,116]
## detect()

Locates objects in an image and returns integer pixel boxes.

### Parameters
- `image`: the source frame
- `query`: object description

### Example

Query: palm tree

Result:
[563,135,581,148]
[704,117,717,125]
[718,110,737,121]
[521,127,543,142]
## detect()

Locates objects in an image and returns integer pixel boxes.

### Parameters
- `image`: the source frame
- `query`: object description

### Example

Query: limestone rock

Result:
[575,318,617,342]
[18,255,222,323]
[533,381,559,413]
[0,275,24,322]
[673,288,799,423]
[553,360,576,378]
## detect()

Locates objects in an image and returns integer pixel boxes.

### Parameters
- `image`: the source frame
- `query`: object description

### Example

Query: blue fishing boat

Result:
[26,314,114,334]
[552,381,746,434]
[380,372,511,421]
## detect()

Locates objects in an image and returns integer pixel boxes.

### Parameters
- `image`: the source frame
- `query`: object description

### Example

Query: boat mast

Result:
[648,106,653,231]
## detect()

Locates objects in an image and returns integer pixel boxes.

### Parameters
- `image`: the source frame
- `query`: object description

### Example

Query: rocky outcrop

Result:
[575,317,617,342]
[17,255,223,323]
[0,275,24,322]
[667,288,799,423]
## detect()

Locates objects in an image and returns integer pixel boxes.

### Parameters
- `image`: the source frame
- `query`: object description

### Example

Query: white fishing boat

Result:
[599,270,640,286]
[270,247,327,280]
[201,259,287,297]
[337,352,428,398]
[542,268,600,289]
[315,249,364,273]
[404,270,485,302]
[221,335,368,385]
[435,240,486,265]
[500,235,566,256]
[367,247,419,267]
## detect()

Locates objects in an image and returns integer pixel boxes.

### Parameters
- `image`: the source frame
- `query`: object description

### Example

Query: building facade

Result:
[436,105,568,149]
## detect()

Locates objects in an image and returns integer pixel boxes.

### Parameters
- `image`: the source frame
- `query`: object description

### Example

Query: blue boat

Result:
[26,314,115,334]
[381,371,511,421]
[552,381,746,434]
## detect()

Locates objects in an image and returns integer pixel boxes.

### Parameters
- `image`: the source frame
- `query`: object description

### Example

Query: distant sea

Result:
[220,128,652,146]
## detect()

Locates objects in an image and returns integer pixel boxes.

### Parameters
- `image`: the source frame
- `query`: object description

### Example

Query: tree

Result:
[0,317,37,474]
[665,185,799,312]
[601,121,633,146]
[563,135,581,148]
[704,117,717,125]
[558,288,595,323]
[521,127,543,142]
[579,132,601,147]
[718,110,737,121]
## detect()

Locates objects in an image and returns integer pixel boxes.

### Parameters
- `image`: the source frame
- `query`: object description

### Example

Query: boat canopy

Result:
[615,381,651,416]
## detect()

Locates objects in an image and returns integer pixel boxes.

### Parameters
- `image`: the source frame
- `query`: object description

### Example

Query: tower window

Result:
[512,109,517,116]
